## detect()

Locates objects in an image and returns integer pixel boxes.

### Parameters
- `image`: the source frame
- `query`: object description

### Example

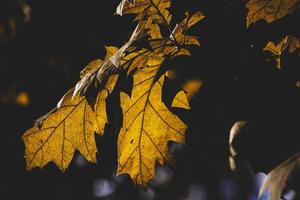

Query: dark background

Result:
[0,0,300,199]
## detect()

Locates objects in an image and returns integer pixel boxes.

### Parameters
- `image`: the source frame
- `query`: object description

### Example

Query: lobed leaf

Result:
[23,89,98,171]
[117,55,190,186]
[22,0,204,187]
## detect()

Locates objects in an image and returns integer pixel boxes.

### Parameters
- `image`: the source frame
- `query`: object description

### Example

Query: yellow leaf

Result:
[148,23,163,39]
[116,0,172,25]
[264,38,287,56]
[173,11,205,46]
[170,48,191,58]
[75,57,111,96]
[246,0,300,27]
[173,11,205,35]
[117,55,189,186]
[264,36,300,68]
[80,59,103,79]
[122,48,151,75]
[104,46,119,60]
[22,89,98,171]
[264,39,286,68]
[171,90,191,109]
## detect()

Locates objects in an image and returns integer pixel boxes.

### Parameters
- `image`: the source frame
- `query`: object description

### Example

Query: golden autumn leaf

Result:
[149,11,204,57]
[172,11,205,46]
[259,153,300,200]
[165,70,204,101]
[79,46,119,81]
[166,70,204,107]
[246,0,300,27]
[264,36,300,68]
[22,89,98,171]
[116,0,172,25]
[122,48,151,75]
[79,59,103,79]
[119,19,173,76]
[117,54,190,186]
[171,90,191,109]
[118,10,204,76]
[22,0,204,187]
[23,48,120,171]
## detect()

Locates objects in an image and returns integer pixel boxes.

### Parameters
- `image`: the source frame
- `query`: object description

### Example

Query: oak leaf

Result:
[23,49,120,171]
[22,89,98,171]
[117,54,190,186]
[22,0,204,187]
[245,0,300,27]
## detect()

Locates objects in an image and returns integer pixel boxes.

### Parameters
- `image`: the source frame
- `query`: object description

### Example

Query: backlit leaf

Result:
[22,0,204,187]
[22,89,98,171]
[116,0,172,25]
[172,11,205,46]
[79,59,103,79]
[23,51,120,171]
[117,55,189,186]
[264,36,300,68]
[246,0,300,27]
[171,90,191,109]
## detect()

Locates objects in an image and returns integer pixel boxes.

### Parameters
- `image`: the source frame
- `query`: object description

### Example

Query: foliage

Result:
[21,0,300,196]
[22,0,204,186]
[245,0,300,27]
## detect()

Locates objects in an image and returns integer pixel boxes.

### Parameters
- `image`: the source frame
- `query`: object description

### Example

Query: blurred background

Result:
[0,0,300,199]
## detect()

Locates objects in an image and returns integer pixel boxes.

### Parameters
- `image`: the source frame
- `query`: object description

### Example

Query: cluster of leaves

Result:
[232,0,300,199]
[246,0,300,81]
[22,0,204,187]
[22,0,300,197]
